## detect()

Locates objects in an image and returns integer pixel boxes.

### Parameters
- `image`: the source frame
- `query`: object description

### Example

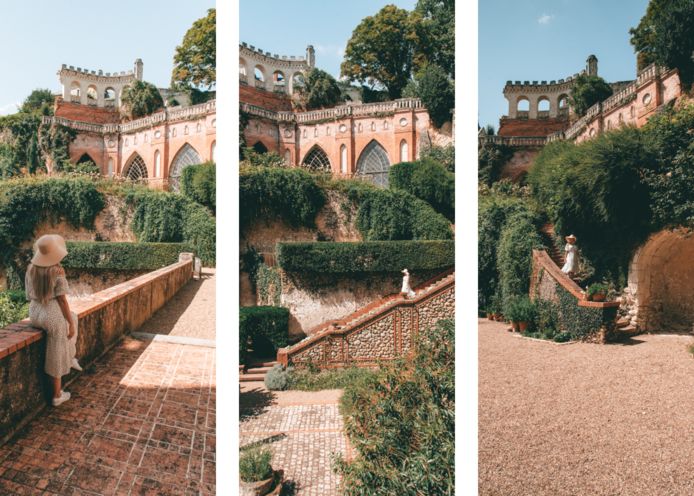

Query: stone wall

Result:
[239,85,292,111]
[0,256,193,445]
[278,275,454,367]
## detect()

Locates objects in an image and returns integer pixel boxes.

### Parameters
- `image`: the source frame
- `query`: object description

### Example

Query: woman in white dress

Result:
[401,268,416,299]
[561,234,579,276]
[25,234,81,406]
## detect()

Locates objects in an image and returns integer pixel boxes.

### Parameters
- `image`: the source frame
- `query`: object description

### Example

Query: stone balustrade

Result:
[479,135,548,147]
[0,255,193,445]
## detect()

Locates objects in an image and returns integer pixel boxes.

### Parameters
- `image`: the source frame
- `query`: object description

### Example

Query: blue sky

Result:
[479,0,649,129]
[240,0,417,80]
[0,0,214,115]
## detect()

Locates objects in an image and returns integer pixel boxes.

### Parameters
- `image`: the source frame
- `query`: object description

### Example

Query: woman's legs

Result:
[51,376,61,398]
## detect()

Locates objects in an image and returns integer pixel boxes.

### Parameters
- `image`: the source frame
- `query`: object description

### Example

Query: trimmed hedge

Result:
[276,240,454,273]
[63,241,191,271]
[389,159,455,221]
[239,306,289,365]
[180,162,215,213]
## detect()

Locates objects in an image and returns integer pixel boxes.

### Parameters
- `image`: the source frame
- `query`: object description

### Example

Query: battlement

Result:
[240,42,308,62]
[240,41,314,95]
[58,59,143,109]
[59,64,134,78]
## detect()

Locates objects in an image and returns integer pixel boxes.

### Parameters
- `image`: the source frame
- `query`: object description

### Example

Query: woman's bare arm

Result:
[56,296,75,338]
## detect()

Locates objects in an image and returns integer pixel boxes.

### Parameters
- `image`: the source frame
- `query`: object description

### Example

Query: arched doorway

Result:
[252,141,268,154]
[629,230,694,332]
[77,153,96,165]
[301,145,331,172]
[356,140,390,187]
[122,154,148,181]
[169,144,202,191]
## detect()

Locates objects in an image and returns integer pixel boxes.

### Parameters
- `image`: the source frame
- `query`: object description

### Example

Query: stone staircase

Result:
[539,223,564,267]
[613,317,639,340]
[239,360,278,383]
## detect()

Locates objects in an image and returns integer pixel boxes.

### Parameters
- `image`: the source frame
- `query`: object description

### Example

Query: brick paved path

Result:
[0,337,216,495]
[240,385,349,496]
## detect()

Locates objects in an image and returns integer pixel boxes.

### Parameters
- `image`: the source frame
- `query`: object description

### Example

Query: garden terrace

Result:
[530,249,619,342]
[0,254,193,445]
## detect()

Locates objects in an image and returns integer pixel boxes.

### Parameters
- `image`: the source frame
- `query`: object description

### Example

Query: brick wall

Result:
[240,85,292,111]
[0,256,193,445]
[55,100,120,124]
[498,117,569,137]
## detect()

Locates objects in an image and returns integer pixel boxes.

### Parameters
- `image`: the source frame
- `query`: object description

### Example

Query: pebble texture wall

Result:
[0,256,193,445]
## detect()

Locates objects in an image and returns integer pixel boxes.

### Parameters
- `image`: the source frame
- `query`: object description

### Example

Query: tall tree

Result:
[413,0,455,78]
[341,5,418,99]
[171,8,216,90]
[295,69,344,110]
[120,80,164,119]
[569,74,613,117]
[20,89,55,115]
[631,0,694,88]
[405,64,454,127]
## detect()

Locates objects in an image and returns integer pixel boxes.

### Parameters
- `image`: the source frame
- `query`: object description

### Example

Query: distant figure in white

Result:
[401,269,416,299]
[561,234,579,276]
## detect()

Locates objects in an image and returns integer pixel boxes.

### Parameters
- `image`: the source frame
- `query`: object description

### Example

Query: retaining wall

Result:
[0,254,193,445]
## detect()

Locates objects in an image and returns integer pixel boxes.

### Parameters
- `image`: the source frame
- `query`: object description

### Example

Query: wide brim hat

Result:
[32,234,68,267]
[401,268,409,274]
[565,234,577,242]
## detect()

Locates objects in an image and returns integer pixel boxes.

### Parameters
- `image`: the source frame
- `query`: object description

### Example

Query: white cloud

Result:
[0,102,19,116]
[538,13,554,25]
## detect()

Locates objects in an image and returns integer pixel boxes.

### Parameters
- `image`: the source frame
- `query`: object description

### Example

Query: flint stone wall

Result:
[0,255,193,445]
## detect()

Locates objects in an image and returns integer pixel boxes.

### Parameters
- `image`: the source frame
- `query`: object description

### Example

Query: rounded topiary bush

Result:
[264,364,289,391]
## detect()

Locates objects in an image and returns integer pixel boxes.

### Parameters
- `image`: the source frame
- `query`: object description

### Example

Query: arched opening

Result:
[630,231,694,332]
[107,158,114,176]
[284,148,291,166]
[122,154,148,181]
[239,57,247,81]
[254,65,266,88]
[169,143,202,191]
[291,72,305,94]
[77,153,96,165]
[104,87,116,107]
[356,140,390,187]
[399,139,409,162]
[154,150,161,177]
[86,85,98,105]
[340,144,348,174]
[558,94,569,110]
[70,82,81,102]
[537,97,550,114]
[252,142,268,154]
[211,141,217,162]
[273,71,285,84]
[301,145,331,172]
[517,97,530,113]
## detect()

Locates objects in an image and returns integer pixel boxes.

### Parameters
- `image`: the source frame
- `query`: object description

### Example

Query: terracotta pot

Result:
[486,313,493,320]
[591,293,606,302]
[240,469,283,496]
[518,321,529,332]
[511,321,520,332]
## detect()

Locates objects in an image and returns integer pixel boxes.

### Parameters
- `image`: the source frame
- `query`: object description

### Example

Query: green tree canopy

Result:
[413,0,455,77]
[569,74,613,117]
[171,8,216,90]
[20,89,55,115]
[406,64,454,127]
[341,5,418,99]
[295,68,344,110]
[120,80,164,119]
[630,0,694,88]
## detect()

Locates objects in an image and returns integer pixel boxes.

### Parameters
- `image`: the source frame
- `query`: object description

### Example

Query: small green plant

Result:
[586,282,609,300]
[264,364,289,391]
[239,447,273,483]
[506,296,536,323]
[554,332,572,343]
[286,366,378,391]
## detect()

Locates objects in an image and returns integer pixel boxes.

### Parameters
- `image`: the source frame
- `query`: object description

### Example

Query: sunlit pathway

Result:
[240,384,350,496]
[0,336,216,495]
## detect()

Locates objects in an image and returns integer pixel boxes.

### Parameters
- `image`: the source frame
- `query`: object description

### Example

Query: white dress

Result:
[561,244,579,274]
[401,274,416,298]
[26,274,78,378]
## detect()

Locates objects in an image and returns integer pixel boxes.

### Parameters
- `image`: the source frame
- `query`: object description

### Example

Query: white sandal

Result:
[52,391,71,406]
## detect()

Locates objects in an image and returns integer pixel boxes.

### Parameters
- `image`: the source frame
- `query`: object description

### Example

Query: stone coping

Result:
[0,259,192,362]
[533,249,620,308]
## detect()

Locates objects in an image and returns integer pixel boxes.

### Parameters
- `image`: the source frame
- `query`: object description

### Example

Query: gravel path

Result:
[138,268,215,341]
[479,318,694,496]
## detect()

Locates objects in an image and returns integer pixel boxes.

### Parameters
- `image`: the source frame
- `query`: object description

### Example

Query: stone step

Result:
[247,361,278,368]
[239,374,266,382]
[246,366,274,374]
[617,318,630,329]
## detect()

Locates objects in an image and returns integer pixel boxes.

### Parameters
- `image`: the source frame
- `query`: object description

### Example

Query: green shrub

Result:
[533,298,560,336]
[505,295,536,323]
[569,74,614,117]
[264,364,289,391]
[389,159,454,221]
[239,447,273,483]
[586,282,609,300]
[420,144,455,173]
[478,142,514,185]
[277,240,454,273]
[286,367,378,391]
[62,241,190,270]
[180,162,215,213]
[496,210,542,308]
[335,319,454,495]
[0,290,29,328]
[409,64,454,128]
[239,166,326,229]
[239,306,289,365]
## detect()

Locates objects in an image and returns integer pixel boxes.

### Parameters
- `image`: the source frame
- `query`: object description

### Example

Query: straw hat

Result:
[31,234,68,267]
[401,268,409,275]
[565,234,577,242]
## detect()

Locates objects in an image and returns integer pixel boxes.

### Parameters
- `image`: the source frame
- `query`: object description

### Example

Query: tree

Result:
[630,0,694,88]
[569,74,613,117]
[408,64,454,127]
[171,8,216,90]
[413,0,455,78]
[341,5,418,99]
[20,89,55,115]
[120,80,164,119]
[295,69,344,110]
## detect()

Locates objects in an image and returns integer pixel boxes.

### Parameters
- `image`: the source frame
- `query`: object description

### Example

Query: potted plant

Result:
[240,447,283,496]
[506,296,536,333]
[489,293,503,321]
[586,282,608,302]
